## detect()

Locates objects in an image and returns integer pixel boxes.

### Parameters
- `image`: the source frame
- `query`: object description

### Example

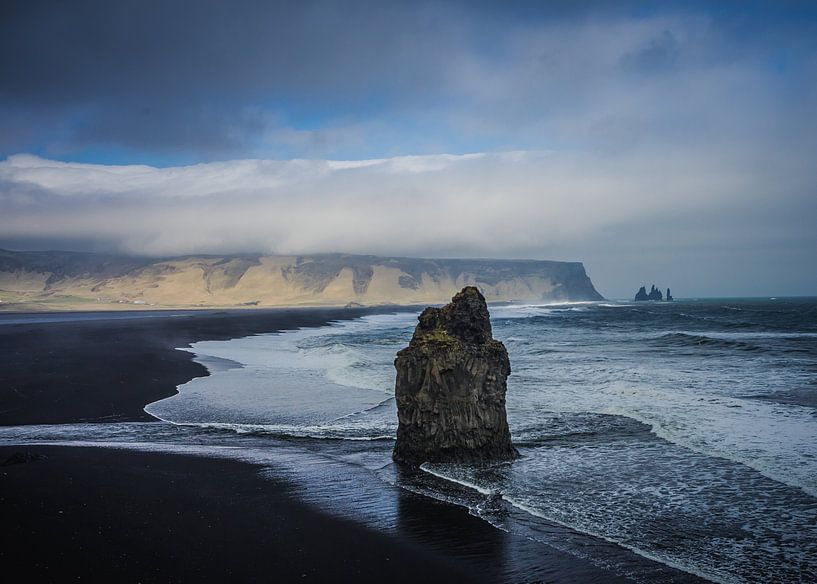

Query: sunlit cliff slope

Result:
[0,250,603,310]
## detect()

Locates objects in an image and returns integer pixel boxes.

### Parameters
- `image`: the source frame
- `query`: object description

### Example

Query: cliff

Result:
[393,286,517,464]
[0,249,603,310]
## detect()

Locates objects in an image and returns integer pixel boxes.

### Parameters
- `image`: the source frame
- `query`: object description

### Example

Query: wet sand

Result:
[0,444,481,582]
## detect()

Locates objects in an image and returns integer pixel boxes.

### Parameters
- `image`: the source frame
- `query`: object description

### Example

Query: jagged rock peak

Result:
[635,283,669,302]
[393,286,518,465]
[415,285,493,344]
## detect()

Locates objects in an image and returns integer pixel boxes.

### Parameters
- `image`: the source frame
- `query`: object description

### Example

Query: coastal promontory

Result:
[393,286,518,465]
[0,249,603,310]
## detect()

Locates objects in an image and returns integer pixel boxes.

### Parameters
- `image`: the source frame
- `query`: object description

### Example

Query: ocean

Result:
[2,298,815,582]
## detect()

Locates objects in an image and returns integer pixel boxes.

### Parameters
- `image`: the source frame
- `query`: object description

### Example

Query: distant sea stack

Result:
[634,285,673,302]
[393,286,518,465]
[0,249,603,309]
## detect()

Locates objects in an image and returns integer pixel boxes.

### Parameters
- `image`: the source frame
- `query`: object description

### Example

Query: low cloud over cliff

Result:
[1,147,815,297]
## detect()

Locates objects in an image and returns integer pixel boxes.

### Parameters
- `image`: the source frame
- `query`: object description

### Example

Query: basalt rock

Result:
[635,284,667,302]
[392,286,518,465]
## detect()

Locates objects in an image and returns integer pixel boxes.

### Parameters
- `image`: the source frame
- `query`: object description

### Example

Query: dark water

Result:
[2,298,816,582]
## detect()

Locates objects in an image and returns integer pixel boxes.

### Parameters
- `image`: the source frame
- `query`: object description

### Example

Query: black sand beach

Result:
[0,308,632,583]
[0,308,380,425]
[1,445,481,582]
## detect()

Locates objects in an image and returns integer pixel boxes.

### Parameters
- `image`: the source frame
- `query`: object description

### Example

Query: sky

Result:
[1,0,816,298]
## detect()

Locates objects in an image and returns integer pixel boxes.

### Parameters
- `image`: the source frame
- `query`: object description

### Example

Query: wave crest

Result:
[655,332,763,352]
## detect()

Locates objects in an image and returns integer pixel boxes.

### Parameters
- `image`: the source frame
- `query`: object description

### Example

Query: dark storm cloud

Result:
[1,0,475,157]
[0,0,627,103]
[2,0,811,160]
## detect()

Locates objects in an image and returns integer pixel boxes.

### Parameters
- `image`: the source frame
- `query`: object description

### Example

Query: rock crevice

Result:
[393,286,518,464]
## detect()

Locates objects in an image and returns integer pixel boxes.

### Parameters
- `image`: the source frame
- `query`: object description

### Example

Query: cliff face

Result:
[393,286,518,465]
[0,249,603,309]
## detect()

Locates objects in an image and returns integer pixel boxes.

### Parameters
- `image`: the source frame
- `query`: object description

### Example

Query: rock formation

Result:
[392,286,518,465]
[666,288,673,302]
[635,284,667,301]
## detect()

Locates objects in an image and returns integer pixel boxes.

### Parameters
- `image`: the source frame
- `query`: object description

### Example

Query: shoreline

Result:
[0,307,504,582]
[0,306,392,426]
[0,306,702,582]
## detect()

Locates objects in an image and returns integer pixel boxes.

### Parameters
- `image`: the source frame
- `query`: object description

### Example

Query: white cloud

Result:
[1,144,809,262]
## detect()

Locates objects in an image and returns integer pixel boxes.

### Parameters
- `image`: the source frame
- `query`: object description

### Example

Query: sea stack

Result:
[393,286,518,465]
[635,284,668,302]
